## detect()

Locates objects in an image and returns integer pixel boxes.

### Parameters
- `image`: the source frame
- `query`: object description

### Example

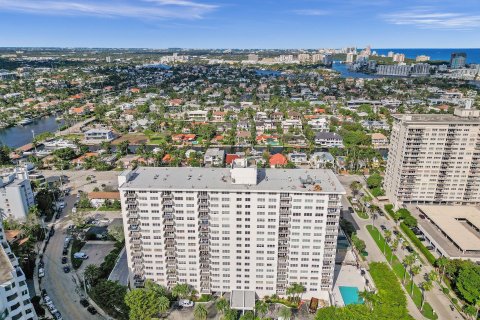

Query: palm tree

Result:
[278,306,292,320]
[390,237,400,264]
[255,300,268,318]
[420,281,433,311]
[286,283,305,303]
[223,308,238,320]
[194,304,208,320]
[435,257,448,281]
[383,230,392,255]
[83,264,101,288]
[215,298,229,315]
[157,296,170,316]
[427,270,438,283]
[402,254,416,284]
[171,283,191,300]
[239,311,255,320]
[359,290,377,311]
[410,265,422,295]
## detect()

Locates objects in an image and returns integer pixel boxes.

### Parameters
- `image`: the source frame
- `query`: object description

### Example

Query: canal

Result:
[0,115,65,149]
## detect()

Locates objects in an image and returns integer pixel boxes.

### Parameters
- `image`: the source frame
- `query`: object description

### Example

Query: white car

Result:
[73,252,89,259]
[179,299,194,308]
[38,268,45,278]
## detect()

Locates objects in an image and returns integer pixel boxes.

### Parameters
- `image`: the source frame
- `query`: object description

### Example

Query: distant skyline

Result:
[0,0,479,48]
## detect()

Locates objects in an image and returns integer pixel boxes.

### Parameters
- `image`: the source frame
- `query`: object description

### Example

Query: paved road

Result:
[338,175,426,319]
[338,174,463,320]
[41,193,104,320]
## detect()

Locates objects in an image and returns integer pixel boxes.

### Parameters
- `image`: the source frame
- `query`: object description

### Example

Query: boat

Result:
[43,139,77,150]
[18,118,33,125]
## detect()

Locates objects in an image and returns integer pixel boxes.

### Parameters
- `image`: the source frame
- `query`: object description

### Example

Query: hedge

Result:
[400,222,436,265]
[384,204,396,219]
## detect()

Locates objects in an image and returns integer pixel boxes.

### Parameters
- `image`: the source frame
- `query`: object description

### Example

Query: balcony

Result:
[162,200,173,206]
[163,207,174,213]
[130,244,141,251]
[128,225,140,232]
[127,218,139,225]
[126,199,138,205]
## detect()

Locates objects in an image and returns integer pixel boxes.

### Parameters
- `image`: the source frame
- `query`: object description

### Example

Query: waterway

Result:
[0,115,65,149]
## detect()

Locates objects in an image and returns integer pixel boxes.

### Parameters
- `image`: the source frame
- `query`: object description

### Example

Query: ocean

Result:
[373,49,480,64]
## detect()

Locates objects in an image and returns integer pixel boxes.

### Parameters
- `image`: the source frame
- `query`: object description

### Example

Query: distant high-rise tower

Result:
[450,52,466,69]
[346,52,355,63]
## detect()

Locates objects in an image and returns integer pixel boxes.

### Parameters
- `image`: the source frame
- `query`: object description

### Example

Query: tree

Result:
[359,290,378,311]
[125,281,170,320]
[0,144,11,165]
[255,300,268,318]
[90,280,129,320]
[455,264,480,304]
[278,306,292,320]
[366,173,382,189]
[84,264,101,288]
[427,270,438,283]
[435,257,448,280]
[194,304,208,320]
[402,254,416,284]
[52,147,77,161]
[420,281,433,311]
[350,181,362,196]
[351,233,366,253]
[410,265,421,295]
[223,308,238,320]
[286,283,305,303]
[216,298,229,315]
[171,283,192,300]
[108,224,125,243]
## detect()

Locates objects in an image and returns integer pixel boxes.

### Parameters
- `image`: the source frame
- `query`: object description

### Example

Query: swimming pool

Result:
[339,286,364,305]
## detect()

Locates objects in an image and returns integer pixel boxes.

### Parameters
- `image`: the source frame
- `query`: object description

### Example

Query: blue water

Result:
[332,63,380,79]
[0,115,64,148]
[373,49,480,63]
[255,69,282,76]
[143,64,171,69]
[339,286,364,305]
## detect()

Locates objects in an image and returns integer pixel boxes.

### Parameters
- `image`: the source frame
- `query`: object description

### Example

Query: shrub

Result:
[400,222,436,264]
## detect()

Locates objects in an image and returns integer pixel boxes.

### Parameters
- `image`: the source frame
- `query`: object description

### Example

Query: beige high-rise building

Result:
[345,53,355,63]
[118,167,345,301]
[298,53,311,63]
[385,107,480,208]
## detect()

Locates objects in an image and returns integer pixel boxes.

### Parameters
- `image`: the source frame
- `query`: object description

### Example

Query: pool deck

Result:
[332,264,368,307]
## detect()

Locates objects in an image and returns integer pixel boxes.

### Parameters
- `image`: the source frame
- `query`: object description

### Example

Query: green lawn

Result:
[366,225,437,320]
[356,210,369,219]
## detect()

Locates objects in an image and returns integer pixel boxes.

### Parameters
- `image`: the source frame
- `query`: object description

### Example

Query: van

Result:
[73,252,88,259]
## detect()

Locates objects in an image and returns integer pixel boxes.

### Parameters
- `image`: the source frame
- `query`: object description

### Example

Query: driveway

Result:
[41,193,104,320]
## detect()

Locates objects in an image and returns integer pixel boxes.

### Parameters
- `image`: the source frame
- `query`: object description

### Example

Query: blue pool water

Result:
[339,286,364,305]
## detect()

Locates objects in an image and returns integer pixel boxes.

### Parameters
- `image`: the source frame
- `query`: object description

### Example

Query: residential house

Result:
[204,148,225,167]
[287,152,308,165]
[370,133,389,149]
[187,110,208,122]
[307,118,329,131]
[84,129,115,142]
[269,153,288,168]
[360,120,390,131]
[88,191,120,208]
[310,152,334,169]
[314,132,343,148]
[281,119,302,133]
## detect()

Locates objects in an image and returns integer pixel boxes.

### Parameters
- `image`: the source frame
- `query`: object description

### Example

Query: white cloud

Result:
[293,9,330,16]
[0,0,217,19]
[384,8,480,30]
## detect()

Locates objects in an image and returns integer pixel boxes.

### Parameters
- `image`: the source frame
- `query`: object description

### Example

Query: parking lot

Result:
[76,241,117,275]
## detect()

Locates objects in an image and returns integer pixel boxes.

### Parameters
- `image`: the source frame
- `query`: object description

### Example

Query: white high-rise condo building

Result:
[385,107,480,208]
[118,167,345,301]
[0,171,34,221]
[0,221,37,320]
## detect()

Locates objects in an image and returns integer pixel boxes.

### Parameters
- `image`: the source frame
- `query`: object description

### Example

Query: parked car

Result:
[38,268,45,278]
[73,252,89,259]
[62,248,68,256]
[179,299,194,308]
[380,225,387,231]
[87,306,97,315]
[63,266,71,273]
[41,289,47,297]
[61,257,67,264]
[426,245,434,250]
[80,298,90,308]
[393,230,399,236]
[405,246,414,253]
[49,226,55,236]
[53,311,63,320]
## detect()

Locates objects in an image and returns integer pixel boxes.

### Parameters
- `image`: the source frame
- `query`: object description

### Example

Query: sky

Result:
[0,0,479,48]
